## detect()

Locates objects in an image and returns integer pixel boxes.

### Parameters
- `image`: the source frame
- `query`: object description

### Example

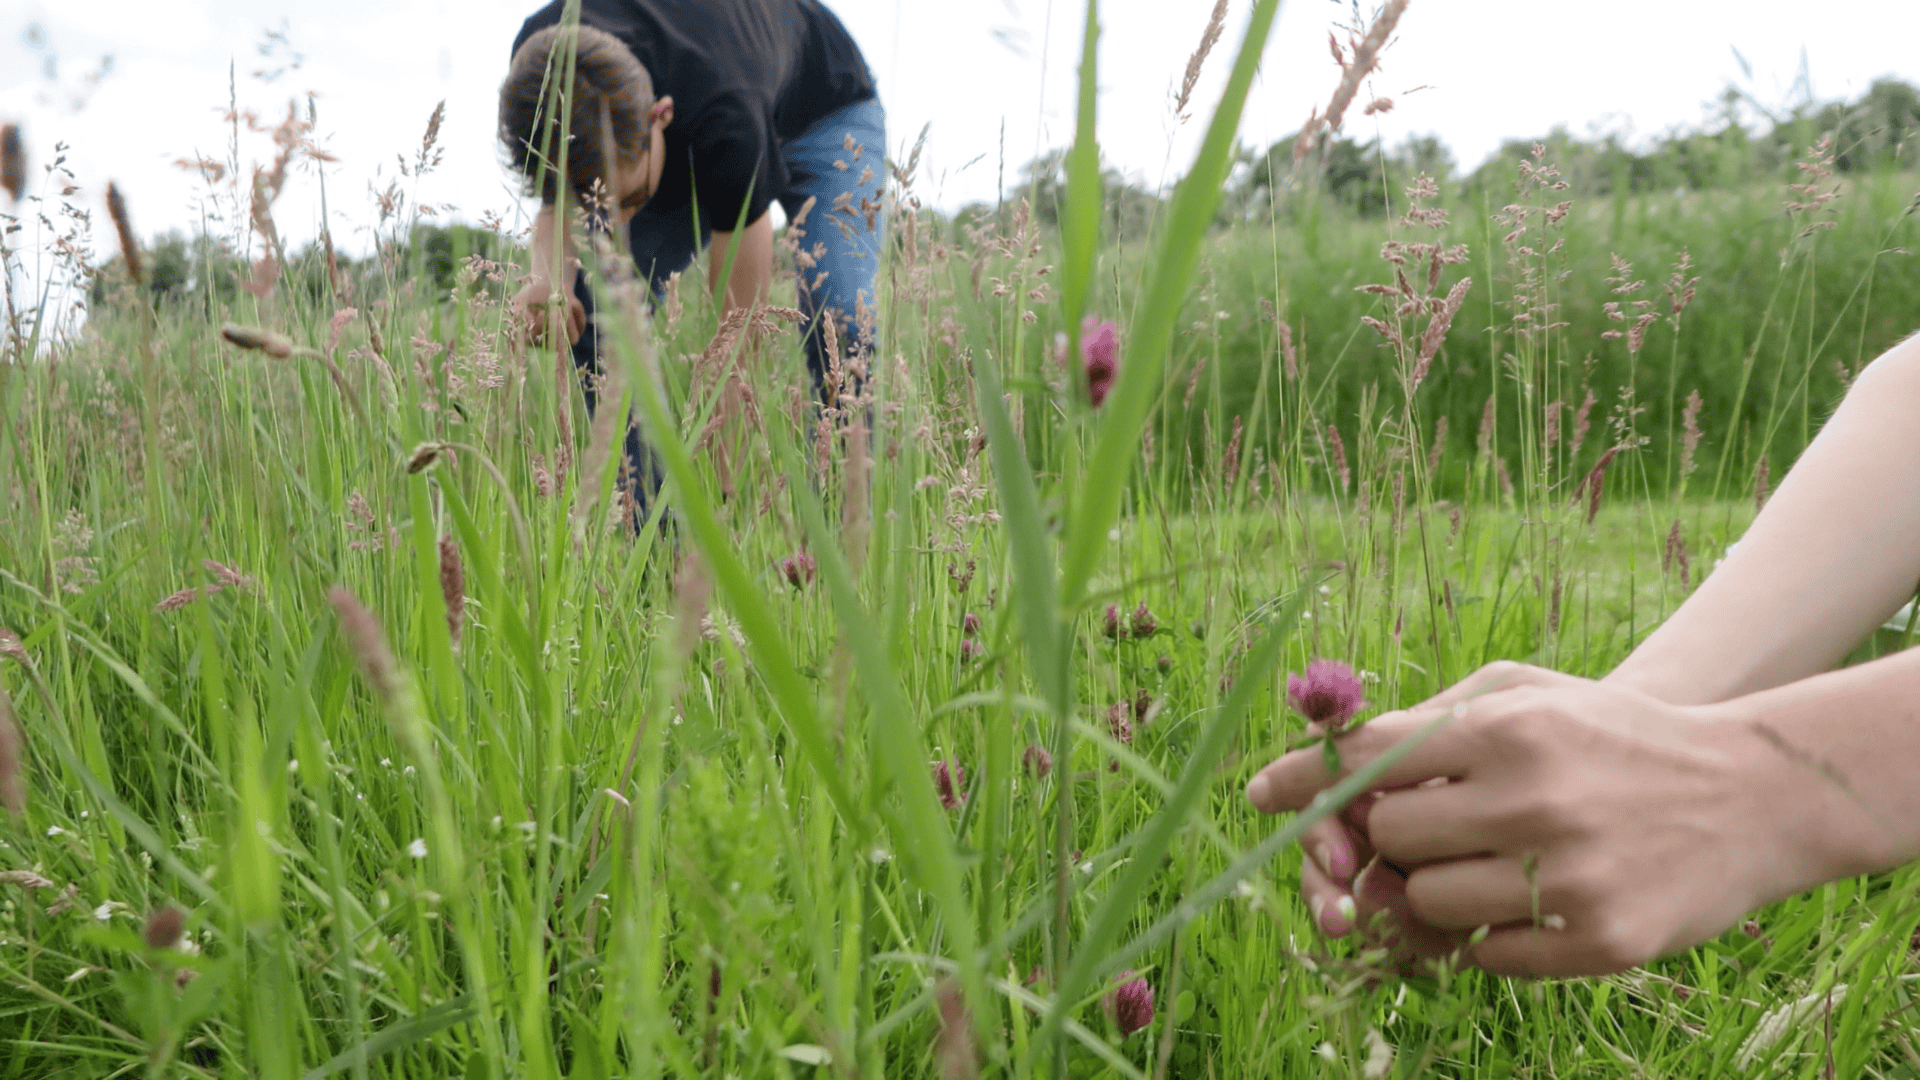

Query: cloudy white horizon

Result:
[4,0,1920,266]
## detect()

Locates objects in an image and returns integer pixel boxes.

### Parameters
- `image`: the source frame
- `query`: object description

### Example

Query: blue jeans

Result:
[572,96,887,522]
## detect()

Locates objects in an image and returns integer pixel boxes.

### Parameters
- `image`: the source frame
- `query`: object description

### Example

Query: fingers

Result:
[1303,816,1360,880]
[568,298,587,345]
[1246,708,1479,814]
[1401,855,1542,930]
[1364,780,1509,864]
[1469,925,1610,978]
[1299,852,1356,936]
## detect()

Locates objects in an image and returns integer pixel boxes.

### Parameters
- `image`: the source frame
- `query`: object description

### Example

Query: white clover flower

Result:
[406,838,428,860]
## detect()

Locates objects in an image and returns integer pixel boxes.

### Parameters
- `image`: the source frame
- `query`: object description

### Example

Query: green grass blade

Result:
[299,997,475,1080]
[1059,0,1286,606]
[601,274,868,841]
[775,440,990,1038]
[1056,0,1102,385]
[1031,589,1299,1061]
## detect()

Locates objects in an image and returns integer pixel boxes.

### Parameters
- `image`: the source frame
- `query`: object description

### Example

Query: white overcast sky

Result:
[4,0,1920,261]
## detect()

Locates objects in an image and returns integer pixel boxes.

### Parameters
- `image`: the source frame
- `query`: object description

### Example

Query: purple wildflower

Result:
[962,611,981,635]
[1286,658,1367,732]
[1132,689,1154,724]
[1128,601,1157,638]
[1103,604,1124,640]
[1082,319,1119,407]
[933,758,967,810]
[781,551,816,589]
[1106,701,1134,745]
[1022,744,1053,779]
[958,638,981,665]
[1105,971,1154,1037]
[1156,654,1173,674]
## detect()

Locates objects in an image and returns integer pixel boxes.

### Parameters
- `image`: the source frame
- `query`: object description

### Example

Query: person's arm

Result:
[1292,331,1920,946]
[1606,332,1920,704]
[707,209,774,318]
[1247,648,1920,977]
[509,204,587,346]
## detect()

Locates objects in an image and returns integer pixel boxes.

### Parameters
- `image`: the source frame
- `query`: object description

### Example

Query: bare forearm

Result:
[1709,645,1920,900]
[530,205,578,293]
[1608,335,1920,705]
[708,211,773,316]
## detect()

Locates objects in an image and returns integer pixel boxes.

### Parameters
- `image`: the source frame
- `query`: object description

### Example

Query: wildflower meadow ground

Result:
[4,1,1920,1077]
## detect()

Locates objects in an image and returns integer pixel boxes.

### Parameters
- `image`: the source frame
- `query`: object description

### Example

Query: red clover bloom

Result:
[1286,659,1367,732]
[1022,744,1053,779]
[1105,970,1154,1037]
[933,759,966,810]
[1128,601,1157,638]
[1082,319,1119,407]
[781,551,816,589]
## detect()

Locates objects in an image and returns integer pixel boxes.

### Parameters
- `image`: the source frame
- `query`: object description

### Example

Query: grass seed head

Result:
[220,324,295,359]
[105,182,144,287]
[935,978,980,1080]
[0,683,24,813]
[0,123,23,202]
[328,588,401,704]
[405,442,446,474]
[438,535,465,650]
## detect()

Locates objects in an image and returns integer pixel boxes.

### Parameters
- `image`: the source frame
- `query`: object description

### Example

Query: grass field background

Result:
[5,2,1920,1076]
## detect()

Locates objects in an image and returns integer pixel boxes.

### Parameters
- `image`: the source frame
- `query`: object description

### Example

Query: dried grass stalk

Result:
[0,682,25,814]
[328,588,401,704]
[438,535,465,650]
[0,123,23,202]
[1175,0,1230,121]
[106,182,144,287]
[1296,0,1411,161]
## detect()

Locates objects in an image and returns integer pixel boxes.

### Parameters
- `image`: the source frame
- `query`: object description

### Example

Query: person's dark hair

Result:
[499,24,654,206]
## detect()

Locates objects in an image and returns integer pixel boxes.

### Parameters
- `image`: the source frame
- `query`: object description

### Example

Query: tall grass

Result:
[3,2,1920,1077]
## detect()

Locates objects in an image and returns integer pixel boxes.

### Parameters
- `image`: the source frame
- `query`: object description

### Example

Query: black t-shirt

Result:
[513,0,875,230]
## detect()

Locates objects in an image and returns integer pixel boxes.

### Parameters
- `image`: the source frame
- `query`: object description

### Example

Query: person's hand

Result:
[1292,663,1545,965]
[511,279,586,348]
[1250,661,1787,976]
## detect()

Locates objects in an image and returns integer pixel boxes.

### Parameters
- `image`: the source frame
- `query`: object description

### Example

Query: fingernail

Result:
[1310,895,1326,926]
[1336,896,1357,926]
[1246,773,1271,809]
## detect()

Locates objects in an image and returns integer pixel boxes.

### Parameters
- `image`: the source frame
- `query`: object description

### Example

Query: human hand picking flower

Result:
[1246,659,1920,977]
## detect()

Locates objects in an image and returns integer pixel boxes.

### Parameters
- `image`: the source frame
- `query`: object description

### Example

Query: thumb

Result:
[1411,660,1584,712]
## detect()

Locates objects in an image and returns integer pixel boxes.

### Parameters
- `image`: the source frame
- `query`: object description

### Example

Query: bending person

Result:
[1247,331,1920,977]
[499,0,885,516]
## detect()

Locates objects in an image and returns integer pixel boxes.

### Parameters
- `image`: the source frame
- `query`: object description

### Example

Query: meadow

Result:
[5,1,1920,1077]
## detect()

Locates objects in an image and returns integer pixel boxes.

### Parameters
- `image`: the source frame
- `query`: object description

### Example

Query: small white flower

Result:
[287,759,300,773]
[402,765,416,777]
[406,838,429,859]
[868,848,891,865]
[1316,1042,1337,1061]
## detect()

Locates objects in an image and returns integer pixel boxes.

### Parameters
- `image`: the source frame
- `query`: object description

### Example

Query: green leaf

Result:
[300,997,475,1080]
